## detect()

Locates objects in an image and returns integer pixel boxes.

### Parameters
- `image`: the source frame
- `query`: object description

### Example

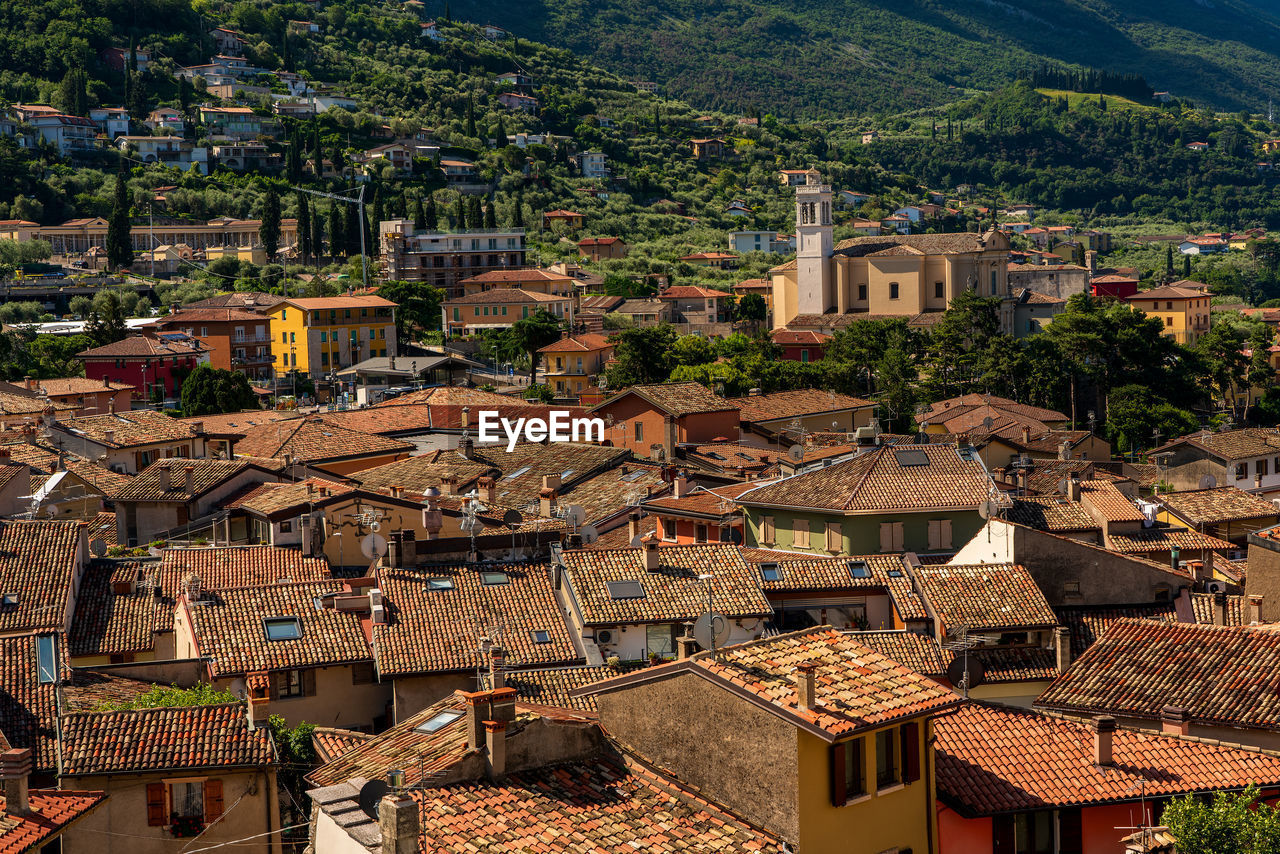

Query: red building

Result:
[77,332,210,404]
[644,479,753,544]
[1090,274,1139,299]
[588,382,740,460]
[771,328,832,362]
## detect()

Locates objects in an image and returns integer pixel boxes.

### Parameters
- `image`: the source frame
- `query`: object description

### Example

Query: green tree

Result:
[1164,785,1280,854]
[296,193,311,261]
[670,334,716,367]
[1106,383,1197,456]
[86,291,128,347]
[484,198,497,229]
[259,184,281,261]
[494,116,508,148]
[328,203,343,257]
[736,293,767,324]
[1196,321,1250,418]
[94,682,237,711]
[414,195,427,231]
[510,309,564,383]
[376,279,444,338]
[180,364,257,416]
[606,324,677,387]
[310,208,323,265]
[425,194,438,230]
[106,173,133,271]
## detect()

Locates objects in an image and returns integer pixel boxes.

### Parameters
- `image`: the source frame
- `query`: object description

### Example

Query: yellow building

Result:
[1123,281,1211,345]
[266,295,397,379]
[537,333,614,398]
[441,288,570,337]
[205,244,267,265]
[771,172,1011,333]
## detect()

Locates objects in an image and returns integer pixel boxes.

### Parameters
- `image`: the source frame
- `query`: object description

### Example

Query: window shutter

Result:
[352,661,374,685]
[927,520,940,550]
[902,721,920,783]
[992,815,1016,854]
[940,519,952,550]
[268,671,281,700]
[303,668,317,696]
[204,779,224,822]
[829,743,847,806]
[1058,808,1083,854]
[879,522,893,553]
[892,522,904,551]
[794,519,809,548]
[826,523,842,553]
[762,515,774,545]
[146,782,167,826]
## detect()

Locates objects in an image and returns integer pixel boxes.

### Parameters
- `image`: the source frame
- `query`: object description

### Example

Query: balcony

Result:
[232,334,270,344]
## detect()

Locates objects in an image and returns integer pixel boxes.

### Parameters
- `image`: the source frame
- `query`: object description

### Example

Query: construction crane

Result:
[289,183,369,291]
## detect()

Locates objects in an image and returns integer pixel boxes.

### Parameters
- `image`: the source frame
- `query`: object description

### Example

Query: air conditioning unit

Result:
[596,629,613,645]
[368,587,383,608]
[371,603,386,624]
[1205,580,1227,595]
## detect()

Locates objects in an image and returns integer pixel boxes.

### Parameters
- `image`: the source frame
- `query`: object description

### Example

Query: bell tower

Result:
[795,171,833,316]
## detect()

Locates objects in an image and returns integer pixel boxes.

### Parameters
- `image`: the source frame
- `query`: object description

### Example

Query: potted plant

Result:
[170,814,205,838]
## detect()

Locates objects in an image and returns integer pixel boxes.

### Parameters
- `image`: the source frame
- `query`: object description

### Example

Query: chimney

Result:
[377,794,419,854]
[628,511,641,542]
[539,486,557,518]
[488,645,506,690]
[542,474,561,491]
[245,672,270,730]
[1058,440,1071,461]
[1213,592,1228,627]
[478,476,496,504]
[1020,425,1031,445]
[483,720,507,778]
[662,414,676,462]
[440,474,458,496]
[1054,626,1072,674]
[1068,475,1081,503]
[102,375,110,388]
[108,394,115,414]
[184,465,194,493]
[0,747,32,816]
[158,466,171,492]
[103,428,114,445]
[389,485,403,499]
[1092,716,1116,766]
[1085,249,1097,273]
[1250,595,1264,624]
[460,437,474,459]
[641,537,660,572]
[794,662,818,711]
[1161,705,1190,737]
[1204,549,1215,581]
[677,622,697,660]
[673,472,690,499]
[23,376,32,391]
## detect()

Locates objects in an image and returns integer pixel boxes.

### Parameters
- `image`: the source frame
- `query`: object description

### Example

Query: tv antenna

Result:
[942,626,986,698]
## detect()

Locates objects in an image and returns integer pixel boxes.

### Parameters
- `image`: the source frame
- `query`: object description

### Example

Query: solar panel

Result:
[893,448,930,467]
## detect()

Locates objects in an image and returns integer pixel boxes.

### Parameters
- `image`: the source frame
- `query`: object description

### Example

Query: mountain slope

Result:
[457,0,1280,117]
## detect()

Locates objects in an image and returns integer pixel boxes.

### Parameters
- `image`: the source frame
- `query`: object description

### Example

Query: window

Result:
[277,669,305,698]
[826,522,842,552]
[830,738,865,805]
[761,515,775,545]
[320,331,327,343]
[793,518,810,548]
[170,780,205,820]
[857,284,867,301]
[480,571,509,585]
[992,811,1055,854]
[1262,459,1271,478]
[426,577,454,590]
[800,349,810,362]
[879,521,904,552]
[934,281,944,298]
[760,563,782,582]
[889,282,899,300]
[1165,317,1172,327]
[875,728,898,788]
[0,592,16,609]
[414,710,463,733]
[646,624,675,659]
[351,661,375,684]
[1236,463,1248,480]
[531,629,551,644]
[634,421,643,443]
[990,269,998,295]
[263,616,302,641]
[847,560,871,579]
[281,309,287,320]
[927,519,953,551]
[899,721,921,784]
[606,579,646,600]
[695,523,708,543]
[36,634,57,684]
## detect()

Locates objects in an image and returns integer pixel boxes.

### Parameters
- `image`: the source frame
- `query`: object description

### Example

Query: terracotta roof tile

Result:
[349,455,491,494]
[1159,487,1280,525]
[914,563,1058,630]
[159,546,331,595]
[1053,603,1180,658]
[731,389,874,424]
[441,288,565,306]
[1037,620,1280,729]
[0,789,105,854]
[848,629,947,677]
[112,459,265,502]
[503,663,646,712]
[61,671,165,714]
[0,633,59,770]
[920,394,1067,426]
[311,727,374,764]
[1080,479,1145,522]
[60,703,274,775]
[75,333,207,360]
[536,333,611,353]
[57,410,200,448]
[1107,528,1235,554]
[233,416,413,464]
[592,382,739,418]
[1161,427,1280,462]
[1006,497,1099,532]
[738,444,992,511]
[936,702,1280,815]
[0,520,83,634]
[68,560,169,658]
[560,543,772,626]
[374,564,580,677]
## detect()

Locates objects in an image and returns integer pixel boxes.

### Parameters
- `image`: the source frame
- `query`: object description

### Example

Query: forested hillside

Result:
[457,0,1280,117]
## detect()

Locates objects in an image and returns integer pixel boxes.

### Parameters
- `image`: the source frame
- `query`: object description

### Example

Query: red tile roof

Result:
[159,546,331,594]
[914,563,1058,630]
[592,382,739,418]
[59,703,274,775]
[373,564,580,677]
[233,416,413,464]
[0,789,105,854]
[1107,528,1235,554]
[731,389,874,423]
[68,560,169,658]
[311,727,374,764]
[1037,620,1280,730]
[0,520,84,634]
[537,333,612,353]
[1159,487,1280,525]
[1080,479,1146,522]
[111,459,267,502]
[0,633,59,770]
[936,702,1280,816]
[658,285,728,298]
[76,333,207,360]
[57,410,200,448]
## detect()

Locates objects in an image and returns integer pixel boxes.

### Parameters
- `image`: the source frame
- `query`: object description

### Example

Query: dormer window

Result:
[760,563,782,582]
[263,616,302,641]
[606,579,646,600]
[531,630,551,644]
[848,560,872,579]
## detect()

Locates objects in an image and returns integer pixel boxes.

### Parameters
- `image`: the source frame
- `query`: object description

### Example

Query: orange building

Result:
[459,268,575,298]
[152,307,274,382]
[588,382,740,461]
[577,237,629,262]
[34,376,134,416]
[645,480,753,544]
[537,333,614,399]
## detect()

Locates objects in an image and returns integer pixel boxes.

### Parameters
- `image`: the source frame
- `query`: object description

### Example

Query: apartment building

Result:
[266,295,397,379]
[152,307,274,382]
[380,219,526,299]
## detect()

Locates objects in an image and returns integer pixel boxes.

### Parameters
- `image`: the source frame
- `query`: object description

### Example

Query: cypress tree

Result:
[286,132,302,183]
[511,189,524,228]
[106,171,133,271]
[259,184,281,260]
[414,195,427,231]
[425,194,438,230]
[495,116,508,148]
[455,195,465,229]
[1183,255,1191,278]
[297,193,311,261]
[343,201,359,256]
[311,125,323,176]
[310,208,323,266]
[328,203,344,258]
[127,70,147,120]
[468,196,482,229]
[1165,245,1174,277]
[331,144,345,174]
[484,197,496,229]
[466,96,477,138]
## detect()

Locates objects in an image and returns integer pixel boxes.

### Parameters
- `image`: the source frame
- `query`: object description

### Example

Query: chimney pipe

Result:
[641,537,660,572]
[478,476,496,504]
[662,414,676,462]
[794,662,818,711]
[628,511,641,542]
[677,622,697,660]
[483,720,507,778]
[1161,705,1190,737]
[184,465,194,493]
[1054,626,1072,674]
[158,466,171,492]
[377,794,419,854]
[1092,716,1116,766]
[1250,595,1264,624]
[1068,475,1081,503]
[539,486,557,518]
[1213,592,1228,626]
[1020,425,1031,445]
[0,748,33,816]
[673,472,690,499]
[441,474,458,496]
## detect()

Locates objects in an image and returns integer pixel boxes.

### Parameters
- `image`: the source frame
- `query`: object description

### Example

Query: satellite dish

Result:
[90,538,107,557]
[629,535,644,548]
[981,416,995,430]
[977,499,999,519]
[945,656,986,691]
[370,521,381,532]
[728,528,743,544]
[360,533,388,560]
[229,677,247,699]
[502,509,522,527]
[565,505,587,527]
[693,612,731,651]
[580,524,599,544]
[357,779,389,819]
[1199,475,1217,489]
[788,444,805,462]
